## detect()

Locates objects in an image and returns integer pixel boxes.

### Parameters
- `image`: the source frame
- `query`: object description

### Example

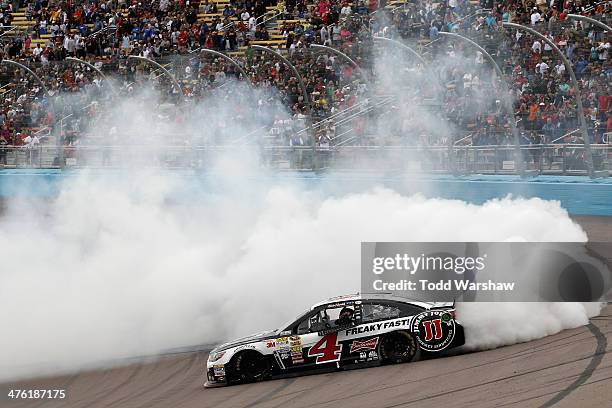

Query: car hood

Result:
[212,329,280,353]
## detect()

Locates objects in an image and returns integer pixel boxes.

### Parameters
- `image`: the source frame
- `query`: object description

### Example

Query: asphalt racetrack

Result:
[2,216,611,408]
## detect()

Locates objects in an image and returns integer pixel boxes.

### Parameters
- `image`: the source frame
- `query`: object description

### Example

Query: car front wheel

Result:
[230,351,270,383]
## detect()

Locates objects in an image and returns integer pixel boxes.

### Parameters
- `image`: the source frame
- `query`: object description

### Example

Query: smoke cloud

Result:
[0,66,601,383]
[460,302,602,350]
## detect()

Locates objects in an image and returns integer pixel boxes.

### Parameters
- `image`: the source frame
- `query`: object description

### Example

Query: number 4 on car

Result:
[308,332,342,363]
[205,293,465,387]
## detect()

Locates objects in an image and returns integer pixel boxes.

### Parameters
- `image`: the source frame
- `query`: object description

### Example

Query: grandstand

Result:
[0,0,610,176]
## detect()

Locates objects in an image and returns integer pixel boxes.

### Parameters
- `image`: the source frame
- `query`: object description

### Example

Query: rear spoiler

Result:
[428,299,456,310]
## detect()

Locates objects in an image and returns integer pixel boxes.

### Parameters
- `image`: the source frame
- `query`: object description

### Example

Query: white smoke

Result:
[0,160,600,381]
[0,76,602,383]
[459,302,602,350]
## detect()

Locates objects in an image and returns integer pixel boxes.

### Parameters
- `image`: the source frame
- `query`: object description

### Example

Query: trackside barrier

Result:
[0,144,610,175]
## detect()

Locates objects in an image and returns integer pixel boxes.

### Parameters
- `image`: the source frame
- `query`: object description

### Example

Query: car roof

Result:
[310,293,452,310]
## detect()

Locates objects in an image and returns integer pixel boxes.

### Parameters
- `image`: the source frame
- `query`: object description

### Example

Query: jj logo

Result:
[422,319,443,342]
[412,311,456,351]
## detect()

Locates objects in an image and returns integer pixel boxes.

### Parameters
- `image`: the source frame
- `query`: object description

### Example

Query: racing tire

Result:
[378,331,419,364]
[229,351,270,383]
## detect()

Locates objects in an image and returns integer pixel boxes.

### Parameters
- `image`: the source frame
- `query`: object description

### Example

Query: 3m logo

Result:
[349,337,379,353]
[422,319,443,342]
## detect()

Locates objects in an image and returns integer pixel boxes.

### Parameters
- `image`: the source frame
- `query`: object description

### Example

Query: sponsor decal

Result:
[289,335,301,341]
[355,349,379,362]
[326,300,357,309]
[276,337,291,351]
[234,344,256,351]
[291,351,304,364]
[291,345,303,352]
[344,318,411,336]
[411,310,456,352]
[349,337,380,353]
[213,365,225,376]
[266,340,276,348]
[318,327,342,336]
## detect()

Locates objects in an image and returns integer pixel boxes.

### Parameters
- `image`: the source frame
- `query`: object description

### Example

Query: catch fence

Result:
[1,143,610,176]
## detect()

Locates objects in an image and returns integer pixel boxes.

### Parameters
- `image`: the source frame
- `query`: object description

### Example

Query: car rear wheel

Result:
[230,351,269,383]
[379,331,419,364]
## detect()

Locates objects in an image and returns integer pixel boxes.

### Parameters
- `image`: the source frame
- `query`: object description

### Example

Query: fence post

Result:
[494,146,498,174]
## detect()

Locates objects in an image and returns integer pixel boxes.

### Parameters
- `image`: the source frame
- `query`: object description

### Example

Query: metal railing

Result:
[86,25,116,40]
[249,8,285,33]
[206,7,285,39]
[186,8,285,56]
[584,1,611,14]
[0,25,28,38]
[1,144,609,174]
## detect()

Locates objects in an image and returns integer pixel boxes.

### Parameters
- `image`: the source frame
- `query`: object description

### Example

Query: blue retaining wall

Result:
[1,170,611,216]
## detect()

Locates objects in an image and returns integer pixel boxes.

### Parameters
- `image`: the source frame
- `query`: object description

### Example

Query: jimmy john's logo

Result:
[411,310,455,351]
[349,337,379,353]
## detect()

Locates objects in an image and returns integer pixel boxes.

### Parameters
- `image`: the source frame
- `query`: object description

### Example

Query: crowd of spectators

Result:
[0,0,611,169]
[384,0,612,149]
[0,0,376,150]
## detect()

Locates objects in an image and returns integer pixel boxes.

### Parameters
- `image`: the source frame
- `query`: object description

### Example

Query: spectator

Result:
[0,133,7,166]
[530,8,541,25]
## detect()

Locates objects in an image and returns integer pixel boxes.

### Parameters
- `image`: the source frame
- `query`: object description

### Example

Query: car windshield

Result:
[278,308,311,332]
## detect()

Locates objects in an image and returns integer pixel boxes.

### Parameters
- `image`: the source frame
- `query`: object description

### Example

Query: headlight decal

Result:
[208,351,226,362]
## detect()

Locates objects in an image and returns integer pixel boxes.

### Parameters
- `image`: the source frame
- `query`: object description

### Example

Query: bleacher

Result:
[3,0,416,57]
[197,2,290,55]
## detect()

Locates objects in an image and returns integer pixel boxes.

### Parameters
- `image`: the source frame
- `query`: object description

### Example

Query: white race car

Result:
[205,293,464,387]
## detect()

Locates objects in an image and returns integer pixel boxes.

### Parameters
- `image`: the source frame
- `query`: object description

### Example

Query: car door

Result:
[301,307,344,368]
[278,306,352,371]
[299,304,365,368]
[293,307,339,370]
